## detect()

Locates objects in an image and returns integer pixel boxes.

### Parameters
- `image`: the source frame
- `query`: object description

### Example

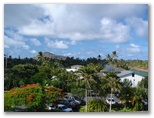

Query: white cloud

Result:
[125,17,148,38]
[5,35,24,46]
[4,29,26,41]
[127,43,141,53]
[4,45,9,48]
[18,20,54,36]
[30,38,41,46]
[130,43,139,48]
[30,50,37,54]
[4,35,29,50]
[45,38,68,49]
[23,45,30,50]
[5,4,148,44]
[63,53,73,57]
[4,4,44,27]
[100,17,130,43]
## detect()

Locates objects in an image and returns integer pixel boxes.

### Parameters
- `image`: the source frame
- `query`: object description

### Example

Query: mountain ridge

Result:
[34,52,67,60]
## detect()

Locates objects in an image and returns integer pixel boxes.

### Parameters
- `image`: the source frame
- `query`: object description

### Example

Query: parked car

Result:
[47,105,56,110]
[106,98,116,104]
[74,96,85,105]
[60,98,76,108]
[57,104,73,112]
[68,96,81,105]
[45,103,57,111]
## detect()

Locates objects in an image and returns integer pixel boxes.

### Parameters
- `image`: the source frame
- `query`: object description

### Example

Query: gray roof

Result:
[100,65,124,74]
[117,70,134,77]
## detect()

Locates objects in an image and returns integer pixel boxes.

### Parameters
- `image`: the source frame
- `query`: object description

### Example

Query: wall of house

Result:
[120,74,144,87]
[66,68,77,72]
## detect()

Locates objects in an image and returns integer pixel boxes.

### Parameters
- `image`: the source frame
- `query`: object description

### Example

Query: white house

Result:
[66,65,83,72]
[98,65,147,87]
[117,70,145,87]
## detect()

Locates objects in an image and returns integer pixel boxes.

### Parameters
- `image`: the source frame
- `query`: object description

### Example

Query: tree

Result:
[30,72,50,86]
[37,51,43,64]
[119,79,134,104]
[119,77,148,111]
[4,64,39,89]
[112,51,118,58]
[103,72,122,112]
[4,84,43,111]
[78,63,99,112]
[79,99,108,112]
[106,51,118,65]
[4,84,62,111]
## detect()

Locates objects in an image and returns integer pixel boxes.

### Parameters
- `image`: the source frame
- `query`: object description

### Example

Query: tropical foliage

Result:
[79,99,108,112]
[4,84,62,111]
[4,51,148,112]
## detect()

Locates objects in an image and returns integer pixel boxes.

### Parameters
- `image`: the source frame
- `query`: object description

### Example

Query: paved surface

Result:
[84,94,121,104]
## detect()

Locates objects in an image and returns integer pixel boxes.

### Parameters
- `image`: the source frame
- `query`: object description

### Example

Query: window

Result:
[132,73,135,77]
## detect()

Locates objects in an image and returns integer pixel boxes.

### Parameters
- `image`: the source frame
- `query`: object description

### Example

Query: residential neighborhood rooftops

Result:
[100,65,124,74]
[117,70,134,78]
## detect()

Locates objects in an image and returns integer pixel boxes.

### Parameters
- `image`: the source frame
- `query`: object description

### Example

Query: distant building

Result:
[98,65,146,87]
[66,65,83,72]
[117,70,145,87]
[98,65,124,77]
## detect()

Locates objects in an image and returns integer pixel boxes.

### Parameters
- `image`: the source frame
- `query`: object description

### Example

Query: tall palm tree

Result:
[78,64,97,112]
[37,51,43,64]
[106,54,112,64]
[112,51,118,58]
[106,51,118,66]
[103,72,122,112]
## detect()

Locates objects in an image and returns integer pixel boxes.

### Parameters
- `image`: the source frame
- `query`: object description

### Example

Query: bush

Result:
[79,99,108,112]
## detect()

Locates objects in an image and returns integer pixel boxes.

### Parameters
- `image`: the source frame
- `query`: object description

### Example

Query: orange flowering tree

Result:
[44,86,63,105]
[4,84,62,111]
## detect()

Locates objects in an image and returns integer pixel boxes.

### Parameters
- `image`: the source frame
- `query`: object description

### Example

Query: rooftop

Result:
[117,70,134,77]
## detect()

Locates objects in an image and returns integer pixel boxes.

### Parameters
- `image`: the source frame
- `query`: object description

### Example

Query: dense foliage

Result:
[79,99,108,112]
[4,51,148,112]
[4,84,62,111]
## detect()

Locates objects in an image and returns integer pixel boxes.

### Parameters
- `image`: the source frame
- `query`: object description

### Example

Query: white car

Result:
[57,104,73,112]
[47,105,56,110]
[46,103,56,111]
[106,98,116,104]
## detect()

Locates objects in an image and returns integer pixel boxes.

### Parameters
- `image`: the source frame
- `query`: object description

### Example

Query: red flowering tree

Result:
[4,84,62,111]
[43,86,63,105]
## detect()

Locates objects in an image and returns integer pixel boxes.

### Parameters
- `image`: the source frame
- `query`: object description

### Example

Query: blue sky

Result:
[4,4,148,60]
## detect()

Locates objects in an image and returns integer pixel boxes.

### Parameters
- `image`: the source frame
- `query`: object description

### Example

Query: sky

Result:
[4,4,148,60]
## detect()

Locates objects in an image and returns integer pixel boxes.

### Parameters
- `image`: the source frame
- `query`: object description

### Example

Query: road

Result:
[84,94,121,104]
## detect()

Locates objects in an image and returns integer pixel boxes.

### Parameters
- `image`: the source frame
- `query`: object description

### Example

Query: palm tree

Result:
[106,54,112,64]
[78,64,97,112]
[97,55,102,63]
[112,51,118,58]
[103,72,122,112]
[37,51,43,64]
[106,51,118,66]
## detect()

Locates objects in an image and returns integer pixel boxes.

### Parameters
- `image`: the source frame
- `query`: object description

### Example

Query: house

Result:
[98,65,124,77]
[66,65,83,72]
[98,65,146,87]
[117,70,145,87]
